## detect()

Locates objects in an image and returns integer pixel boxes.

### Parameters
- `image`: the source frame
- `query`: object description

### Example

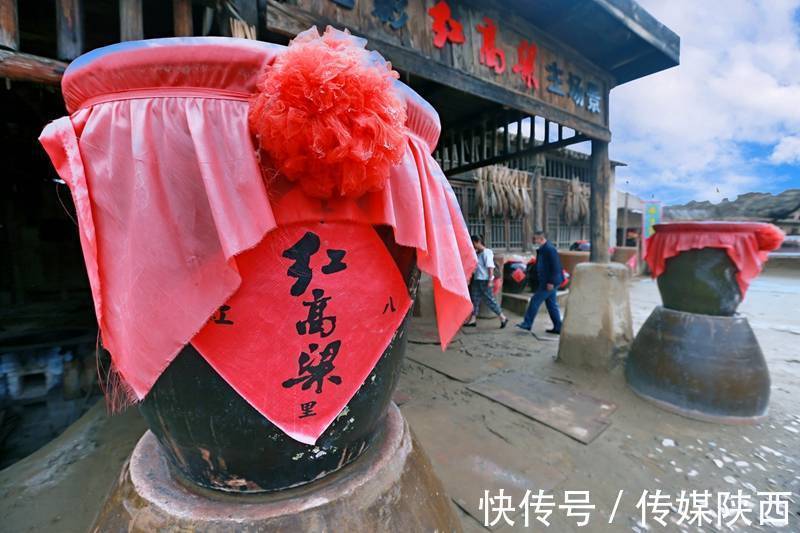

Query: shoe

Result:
[515,323,531,331]
[500,318,508,329]
[546,328,561,335]
[463,322,477,328]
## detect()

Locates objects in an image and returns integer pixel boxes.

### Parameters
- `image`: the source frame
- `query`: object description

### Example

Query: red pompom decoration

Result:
[249,26,408,199]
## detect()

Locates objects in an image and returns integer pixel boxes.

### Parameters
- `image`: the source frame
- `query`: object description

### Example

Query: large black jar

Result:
[140,229,419,492]
[627,221,782,423]
[656,248,741,316]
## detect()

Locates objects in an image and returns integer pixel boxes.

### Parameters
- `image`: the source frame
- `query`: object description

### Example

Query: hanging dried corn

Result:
[562,177,589,225]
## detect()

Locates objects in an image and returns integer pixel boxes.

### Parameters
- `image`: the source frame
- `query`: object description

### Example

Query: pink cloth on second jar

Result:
[645,221,785,297]
[39,38,476,404]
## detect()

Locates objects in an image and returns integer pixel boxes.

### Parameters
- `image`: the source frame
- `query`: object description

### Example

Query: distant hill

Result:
[665,189,800,222]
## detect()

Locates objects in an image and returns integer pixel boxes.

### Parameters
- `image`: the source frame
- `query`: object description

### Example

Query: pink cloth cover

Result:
[39,37,476,414]
[645,221,784,297]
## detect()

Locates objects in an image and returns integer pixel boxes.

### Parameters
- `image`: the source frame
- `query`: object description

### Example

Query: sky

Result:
[608,0,800,205]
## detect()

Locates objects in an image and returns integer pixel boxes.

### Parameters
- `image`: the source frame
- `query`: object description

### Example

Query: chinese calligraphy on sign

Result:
[282,340,343,394]
[281,232,348,402]
[476,17,506,75]
[191,222,412,445]
[428,1,464,48]
[212,305,234,325]
[545,61,565,96]
[296,289,336,337]
[372,0,408,30]
[567,73,584,107]
[314,0,605,120]
[512,40,539,90]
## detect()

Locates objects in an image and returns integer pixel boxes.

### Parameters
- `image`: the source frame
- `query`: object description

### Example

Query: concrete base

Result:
[557,262,633,370]
[91,404,461,532]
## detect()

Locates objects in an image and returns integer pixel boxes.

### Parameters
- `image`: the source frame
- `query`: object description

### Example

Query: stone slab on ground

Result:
[408,316,451,345]
[407,343,507,383]
[403,403,566,530]
[468,372,617,444]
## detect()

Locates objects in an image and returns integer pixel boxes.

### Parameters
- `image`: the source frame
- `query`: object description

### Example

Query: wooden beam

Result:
[56,0,84,60]
[119,0,144,41]
[589,139,610,262]
[445,134,589,176]
[172,0,193,37]
[0,0,19,50]
[0,49,68,84]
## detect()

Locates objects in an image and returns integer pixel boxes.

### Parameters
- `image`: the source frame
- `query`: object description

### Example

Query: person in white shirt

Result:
[464,235,508,328]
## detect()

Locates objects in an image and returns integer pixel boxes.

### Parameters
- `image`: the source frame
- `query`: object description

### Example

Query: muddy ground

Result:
[1,270,798,532]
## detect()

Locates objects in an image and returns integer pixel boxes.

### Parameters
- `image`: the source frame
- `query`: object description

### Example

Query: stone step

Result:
[500,290,569,316]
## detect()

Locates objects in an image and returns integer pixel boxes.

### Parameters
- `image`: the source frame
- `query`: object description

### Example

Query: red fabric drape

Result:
[38,38,476,440]
[645,221,784,297]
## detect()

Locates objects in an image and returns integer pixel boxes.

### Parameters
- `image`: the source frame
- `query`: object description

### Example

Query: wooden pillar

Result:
[256,0,267,40]
[0,0,19,50]
[119,0,144,41]
[56,0,84,60]
[590,139,611,262]
[621,191,629,247]
[172,0,193,36]
[533,154,545,233]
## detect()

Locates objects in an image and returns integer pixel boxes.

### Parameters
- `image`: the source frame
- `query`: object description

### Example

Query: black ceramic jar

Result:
[139,229,419,492]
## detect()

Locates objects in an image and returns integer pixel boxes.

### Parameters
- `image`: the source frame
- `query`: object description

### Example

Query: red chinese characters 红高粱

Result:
[512,39,539,90]
[191,222,412,445]
[428,0,465,48]
[476,17,506,74]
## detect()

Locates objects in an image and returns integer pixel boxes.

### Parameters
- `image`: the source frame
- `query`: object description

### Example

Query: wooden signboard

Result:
[266,0,612,141]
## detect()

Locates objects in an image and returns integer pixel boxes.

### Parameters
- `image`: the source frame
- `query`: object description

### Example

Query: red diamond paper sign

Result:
[192,222,412,445]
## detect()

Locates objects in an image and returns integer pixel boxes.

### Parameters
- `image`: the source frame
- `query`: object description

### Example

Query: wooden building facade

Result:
[0,0,679,310]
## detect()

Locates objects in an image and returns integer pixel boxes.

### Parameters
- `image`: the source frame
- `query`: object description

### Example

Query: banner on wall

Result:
[641,200,663,264]
[643,201,662,239]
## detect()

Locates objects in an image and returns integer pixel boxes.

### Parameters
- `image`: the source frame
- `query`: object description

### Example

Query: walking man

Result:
[516,230,563,334]
[464,235,509,328]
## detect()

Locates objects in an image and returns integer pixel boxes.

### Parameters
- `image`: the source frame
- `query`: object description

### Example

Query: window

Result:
[450,176,533,251]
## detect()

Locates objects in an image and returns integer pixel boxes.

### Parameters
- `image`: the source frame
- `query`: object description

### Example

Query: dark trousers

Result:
[470,279,502,316]
[521,287,562,331]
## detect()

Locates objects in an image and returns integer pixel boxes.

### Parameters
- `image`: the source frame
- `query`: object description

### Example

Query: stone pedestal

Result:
[557,263,633,370]
[626,306,769,423]
[91,404,461,532]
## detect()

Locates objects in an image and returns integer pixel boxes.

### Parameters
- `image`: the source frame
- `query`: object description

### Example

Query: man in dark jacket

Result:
[516,230,563,334]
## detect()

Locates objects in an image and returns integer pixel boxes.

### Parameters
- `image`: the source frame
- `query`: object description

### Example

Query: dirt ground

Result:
[1,270,798,532]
